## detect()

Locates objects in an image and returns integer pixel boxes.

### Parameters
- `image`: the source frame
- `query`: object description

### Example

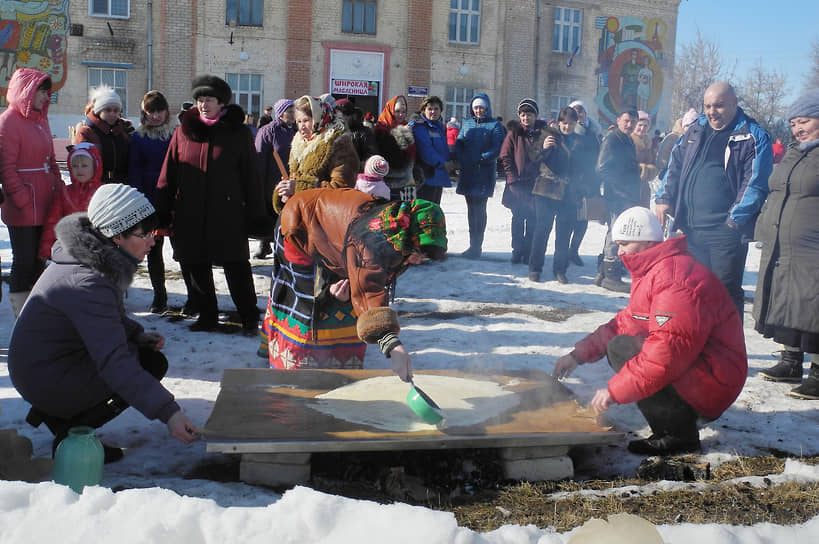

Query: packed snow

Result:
[1,183,818,542]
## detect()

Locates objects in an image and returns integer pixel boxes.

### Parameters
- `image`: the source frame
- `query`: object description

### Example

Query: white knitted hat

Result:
[364,155,389,178]
[88,184,155,237]
[612,207,663,242]
[91,85,123,114]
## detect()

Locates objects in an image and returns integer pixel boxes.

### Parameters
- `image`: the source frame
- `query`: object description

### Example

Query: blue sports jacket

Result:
[655,107,772,237]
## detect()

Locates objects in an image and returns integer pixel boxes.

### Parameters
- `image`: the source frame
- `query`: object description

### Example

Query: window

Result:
[549,95,575,122]
[342,0,376,34]
[90,0,129,18]
[88,68,127,115]
[226,73,262,118]
[449,0,480,44]
[553,7,581,53]
[445,86,475,123]
[226,0,263,26]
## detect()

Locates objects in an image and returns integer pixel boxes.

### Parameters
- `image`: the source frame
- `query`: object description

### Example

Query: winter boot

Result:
[600,261,630,293]
[789,364,819,400]
[460,247,481,260]
[254,240,273,259]
[149,289,168,314]
[759,350,804,383]
[8,290,30,318]
[568,250,584,267]
[593,254,605,286]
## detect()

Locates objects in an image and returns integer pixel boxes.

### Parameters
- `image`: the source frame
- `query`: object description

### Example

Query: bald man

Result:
[654,82,773,317]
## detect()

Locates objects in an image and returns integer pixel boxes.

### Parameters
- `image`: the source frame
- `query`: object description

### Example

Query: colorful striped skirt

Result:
[259,228,366,370]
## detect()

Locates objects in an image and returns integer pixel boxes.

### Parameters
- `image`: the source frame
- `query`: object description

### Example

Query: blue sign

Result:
[407,85,429,97]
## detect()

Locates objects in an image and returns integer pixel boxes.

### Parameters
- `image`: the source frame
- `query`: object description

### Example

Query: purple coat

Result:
[9,213,180,423]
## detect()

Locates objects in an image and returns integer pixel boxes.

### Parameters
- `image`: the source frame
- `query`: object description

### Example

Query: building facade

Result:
[0,0,681,138]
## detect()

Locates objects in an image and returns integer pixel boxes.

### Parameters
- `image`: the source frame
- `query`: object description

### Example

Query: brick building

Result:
[7,0,681,138]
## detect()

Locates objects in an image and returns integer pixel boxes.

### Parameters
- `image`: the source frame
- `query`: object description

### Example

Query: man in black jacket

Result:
[595,108,640,292]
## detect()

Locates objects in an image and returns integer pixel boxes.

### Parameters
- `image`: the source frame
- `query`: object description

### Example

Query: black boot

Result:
[760,350,804,383]
[569,250,584,267]
[627,433,701,455]
[600,260,630,293]
[149,289,168,314]
[461,247,481,260]
[593,254,605,286]
[789,364,819,400]
[254,240,273,259]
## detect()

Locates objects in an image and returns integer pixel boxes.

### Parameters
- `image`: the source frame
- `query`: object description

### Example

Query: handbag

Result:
[578,195,607,221]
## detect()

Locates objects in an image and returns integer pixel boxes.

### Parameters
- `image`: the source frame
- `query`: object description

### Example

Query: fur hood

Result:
[390,124,414,150]
[180,103,246,142]
[135,116,179,140]
[52,213,139,293]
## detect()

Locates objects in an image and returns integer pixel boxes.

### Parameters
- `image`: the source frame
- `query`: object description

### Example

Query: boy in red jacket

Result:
[553,207,747,455]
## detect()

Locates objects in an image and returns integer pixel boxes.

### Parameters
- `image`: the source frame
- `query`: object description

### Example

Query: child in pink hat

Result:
[355,155,391,200]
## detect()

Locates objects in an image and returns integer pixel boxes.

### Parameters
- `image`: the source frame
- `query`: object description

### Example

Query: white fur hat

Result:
[91,85,123,114]
[612,207,663,243]
[88,184,155,237]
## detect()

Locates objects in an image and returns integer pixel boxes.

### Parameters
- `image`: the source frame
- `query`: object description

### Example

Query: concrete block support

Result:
[239,453,312,488]
[502,455,574,481]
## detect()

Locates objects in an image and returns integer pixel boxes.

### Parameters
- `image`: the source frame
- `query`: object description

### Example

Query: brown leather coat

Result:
[279,188,404,342]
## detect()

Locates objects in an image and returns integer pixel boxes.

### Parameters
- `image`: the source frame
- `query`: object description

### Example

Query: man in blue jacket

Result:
[655,82,772,317]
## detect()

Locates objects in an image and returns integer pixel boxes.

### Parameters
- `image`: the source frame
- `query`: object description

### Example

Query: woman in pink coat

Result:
[0,68,62,315]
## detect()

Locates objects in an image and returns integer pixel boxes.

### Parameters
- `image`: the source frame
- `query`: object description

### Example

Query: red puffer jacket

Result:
[573,236,747,419]
[0,68,62,226]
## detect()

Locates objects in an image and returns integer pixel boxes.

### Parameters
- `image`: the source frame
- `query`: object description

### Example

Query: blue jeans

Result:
[684,223,747,318]
[529,196,574,275]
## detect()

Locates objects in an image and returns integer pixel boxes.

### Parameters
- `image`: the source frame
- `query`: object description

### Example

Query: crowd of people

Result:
[2,63,818,461]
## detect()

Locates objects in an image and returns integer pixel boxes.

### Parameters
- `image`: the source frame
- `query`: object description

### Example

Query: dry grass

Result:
[449,455,819,532]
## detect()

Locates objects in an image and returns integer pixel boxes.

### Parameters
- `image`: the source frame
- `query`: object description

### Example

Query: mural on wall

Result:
[594,15,667,126]
[0,0,69,95]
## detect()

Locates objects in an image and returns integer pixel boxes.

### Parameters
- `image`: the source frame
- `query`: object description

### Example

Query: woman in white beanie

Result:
[8,183,200,463]
[754,88,819,399]
[74,85,133,182]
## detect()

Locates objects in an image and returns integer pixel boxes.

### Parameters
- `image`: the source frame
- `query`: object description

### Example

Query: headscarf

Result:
[298,95,334,135]
[377,95,408,129]
[366,199,447,255]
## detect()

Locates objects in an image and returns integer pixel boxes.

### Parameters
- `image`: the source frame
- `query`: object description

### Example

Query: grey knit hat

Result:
[517,98,539,115]
[787,88,819,121]
[88,184,155,237]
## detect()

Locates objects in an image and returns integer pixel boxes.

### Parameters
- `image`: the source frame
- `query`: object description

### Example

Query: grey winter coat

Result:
[753,142,819,335]
[8,213,180,423]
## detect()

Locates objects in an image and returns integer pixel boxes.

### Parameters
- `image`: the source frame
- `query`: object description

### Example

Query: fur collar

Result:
[390,124,414,150]
[53,213,139,292]
[135,116,179,140]
[288,120,346,181]
[180,103,246,142]
[508,119,548,137]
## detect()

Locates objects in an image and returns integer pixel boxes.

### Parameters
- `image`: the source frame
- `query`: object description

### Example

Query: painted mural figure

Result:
[619,50,641,109]
[636,57,653,111]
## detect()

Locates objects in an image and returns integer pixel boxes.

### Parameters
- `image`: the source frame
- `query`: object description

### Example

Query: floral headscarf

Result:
[298,95,335,136]
[377,95,408,129]
[366,199,447,254]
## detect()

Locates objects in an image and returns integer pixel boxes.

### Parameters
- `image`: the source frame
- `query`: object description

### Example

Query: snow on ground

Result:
[1,182,818,542]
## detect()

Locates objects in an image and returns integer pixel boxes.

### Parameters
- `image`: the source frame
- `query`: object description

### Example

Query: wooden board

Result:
[204,369,622,454]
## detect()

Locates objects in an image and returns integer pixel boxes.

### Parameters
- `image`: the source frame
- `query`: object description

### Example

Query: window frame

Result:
[342,0,377,35]
[89,0,130,19]
[225,73,263,119]
[87,67,128,116]
[448,0,481,45]
[549,95,576,122]
[552,6,582,54]
[445,86,475,123]
[225,0,264,27]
